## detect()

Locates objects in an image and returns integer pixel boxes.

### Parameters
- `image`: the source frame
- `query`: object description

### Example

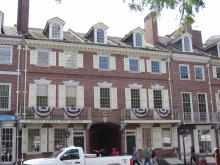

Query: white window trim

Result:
[73,130,86,151]
[129,57,140,73]
[34,79,51,85]
[124,130,136,153]
[94,26,107,44]
[0,45,13,65]
[26,128,42,155]
[217,44,220,58]
[161,127,172,148]
[0,83,11,111]
[97,81,112,88]
[181,92,194,121]
[150,59,161,74]
[133,32,144,48]
[49,23,64,40]
[64,51,78,69]
[128,83,143,89]
[36,49,50,67]
[179,64,190,80]
[197,93,209,121]
[98,55,110,71]
[182,34,193,52]
[194,65,205,81]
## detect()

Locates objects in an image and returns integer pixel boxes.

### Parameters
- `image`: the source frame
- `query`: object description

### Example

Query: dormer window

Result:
[135,33,143,47]
[52,23,61,39]
[97,28,104,44]
[182,34,192,52]
[217,44,220,57]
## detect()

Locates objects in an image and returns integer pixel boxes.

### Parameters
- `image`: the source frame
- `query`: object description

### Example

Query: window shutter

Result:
[146,60,151,72]
[67,128,73,147]
[211,129,216,153]
[216,93,220,112]
[139,59,145,72]
[172,127,178,147]
[28,83,36,107]
[111,87,118,109]
[93,55,99,69]
[40,128,47,152]
[94,86,100,109]
[58,85,66,108]
[163,89,170,109]
[77,54,84,68]
[110,56,116,70]
[48,84,56,107]
[136,127,143,149]
[148,89,154,109]
[48,128,54,152]
[140,88,147,108]
[161,61,167,73]
[125,88,131,109]
[76,85,84,108]
[193,129,199,153]
[59,52,65,67]
[22,128,28,153]
[124,58,129,71]
[152,127,162,148]
[50,51,56,66]
[213,66,217,78]
[30,50,37,65]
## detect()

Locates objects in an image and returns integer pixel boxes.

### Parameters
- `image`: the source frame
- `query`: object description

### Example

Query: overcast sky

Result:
[0,0,219,43]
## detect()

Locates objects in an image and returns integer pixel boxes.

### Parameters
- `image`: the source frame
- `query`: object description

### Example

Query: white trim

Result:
[34,79,51,85]
[0,83,11,111]
[0,71,18,75]
[98,54,111,71]
[128,57,140,73]
[181,92,194,122]
[172,53,210,63]
[63,80,79,86]
[194,65,205,81]
[151,84,164,90]
[181,33,193,52]
[179,64,190,80]
[97,81,112,88]
[128,83,143,89]
[73,130,86,152]
[217,44,220,58]
[197,93,209,122]
[150,58,161,74]
[124,130,136,153]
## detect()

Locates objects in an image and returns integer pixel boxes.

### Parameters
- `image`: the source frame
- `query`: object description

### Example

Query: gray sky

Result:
[0,0,219,42]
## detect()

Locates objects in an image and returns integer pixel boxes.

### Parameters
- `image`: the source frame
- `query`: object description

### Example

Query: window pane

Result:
[100,88,110,108]
[180,66,189,79]
[162,128,171,147]
[153,90,162,108]
[131,89,140,108]
[198,94,207,121]
[151,61,160,73]
[1,128,13,162]
[182,93,192,120]
[66,86,76,107]
[65,53,77,68]
[184,36,191,52]
[198,130,211,153]
[54,129,65,150]
[0,85,9,109]
[135,33,142,47]
[129,59,139,72]
[97,28,104,44]
[28,129,40,152]
[52,23,61,39]
[37,50,49,65]
[37,85,48,107]
[0,45,12,64]
[99,56,109,69]
[63,149,80,160]
[195,67,203,80]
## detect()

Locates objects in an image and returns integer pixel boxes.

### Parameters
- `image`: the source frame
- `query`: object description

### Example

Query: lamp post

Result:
[64,128,70,147]
[180,128,187,165]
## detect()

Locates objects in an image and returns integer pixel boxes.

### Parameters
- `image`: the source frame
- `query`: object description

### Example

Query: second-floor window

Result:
[99,56,109,70]
[182,93,192,121]
[100,88,110,108]
[131,89,140,108]
[66,86,76,107]
[52,23,61,39]
[97,28,104,44]
[153,90,162,109]
[151,60,160,73]
[37,50,50,66]
[129,59,139,72]
[36,85,48,107]
[135,33,142,47]
[0,45,12,64]
[198,93,207,121]
[0,84,10,110]
[180,65,190,79]
[195,66,204,80]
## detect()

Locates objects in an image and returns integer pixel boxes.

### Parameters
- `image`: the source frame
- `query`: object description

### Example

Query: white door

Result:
[179,134,192,159]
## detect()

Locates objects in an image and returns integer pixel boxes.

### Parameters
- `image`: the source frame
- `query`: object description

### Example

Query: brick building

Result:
[0,0,220,164]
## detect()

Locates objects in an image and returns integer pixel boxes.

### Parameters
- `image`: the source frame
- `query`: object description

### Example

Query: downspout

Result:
[207,61,214,120]
[167,53,174,118]
[23,45,28,119]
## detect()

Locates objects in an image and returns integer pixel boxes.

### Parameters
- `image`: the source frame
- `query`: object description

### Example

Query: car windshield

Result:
[49,149,64,158]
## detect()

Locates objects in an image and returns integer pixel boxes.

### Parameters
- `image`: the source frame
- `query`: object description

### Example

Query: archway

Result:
[89,122,121,156]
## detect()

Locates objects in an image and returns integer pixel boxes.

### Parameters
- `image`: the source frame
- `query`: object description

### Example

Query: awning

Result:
[0,115,17,121]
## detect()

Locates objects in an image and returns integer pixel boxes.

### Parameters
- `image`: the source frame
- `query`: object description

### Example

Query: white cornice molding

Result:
[63,80,79,86]
[151,84,164,90]
[172,53,210,63]
[128,83,143,89]
[34,79,51,85]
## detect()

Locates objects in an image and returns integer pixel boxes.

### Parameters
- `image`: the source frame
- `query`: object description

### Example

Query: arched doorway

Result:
[89,122,121,156]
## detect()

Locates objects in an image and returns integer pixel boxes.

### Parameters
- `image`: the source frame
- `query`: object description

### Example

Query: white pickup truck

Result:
[23,146,133,165]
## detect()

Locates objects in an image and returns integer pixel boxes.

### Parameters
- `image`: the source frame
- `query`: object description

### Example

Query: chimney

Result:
[144,12,158,45]
[191,30,203,48]
[0,11,4,34]
[17,0,29,35]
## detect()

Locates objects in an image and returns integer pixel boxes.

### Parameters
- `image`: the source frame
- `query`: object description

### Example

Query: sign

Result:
[0,115,16,121]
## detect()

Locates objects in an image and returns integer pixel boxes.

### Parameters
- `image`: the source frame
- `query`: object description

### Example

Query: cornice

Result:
[212,59,220,65]
[0,36,22,45]
[172,53,210,63]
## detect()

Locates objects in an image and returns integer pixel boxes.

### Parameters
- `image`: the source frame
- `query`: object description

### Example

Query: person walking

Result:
[199,154,207,165]
[132,147,140,165]
[151,149,158,165]
[143,146,151,165]
[214,147,220,165]
[191,146,198,165]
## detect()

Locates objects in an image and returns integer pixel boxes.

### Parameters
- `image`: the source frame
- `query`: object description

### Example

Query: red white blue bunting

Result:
[132,108,149,118]
[34,106,54,117]
[156,108,170,118]
[64,107,84,118]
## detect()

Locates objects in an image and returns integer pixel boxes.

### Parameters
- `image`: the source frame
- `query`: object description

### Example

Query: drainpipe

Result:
[207,61,214,120]
[167,53,174,118]
[23,45,28,119]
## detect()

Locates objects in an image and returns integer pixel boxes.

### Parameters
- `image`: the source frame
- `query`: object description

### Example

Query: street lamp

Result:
[180,128,188,165]
[64,128,70,147]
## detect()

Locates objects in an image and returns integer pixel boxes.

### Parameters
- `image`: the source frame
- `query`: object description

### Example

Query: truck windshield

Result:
[50,149,64,158]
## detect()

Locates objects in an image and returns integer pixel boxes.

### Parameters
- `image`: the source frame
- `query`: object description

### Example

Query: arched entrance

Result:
[89,122,121,156]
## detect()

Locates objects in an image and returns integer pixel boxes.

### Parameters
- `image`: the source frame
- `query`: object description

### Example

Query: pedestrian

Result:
[111,147,119,156]
[191,146,198,165]
[143,146,151,165]
[199,154,207,165]
[214,147,220,165]
[132,147,140,165]
[151,148,158,165]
